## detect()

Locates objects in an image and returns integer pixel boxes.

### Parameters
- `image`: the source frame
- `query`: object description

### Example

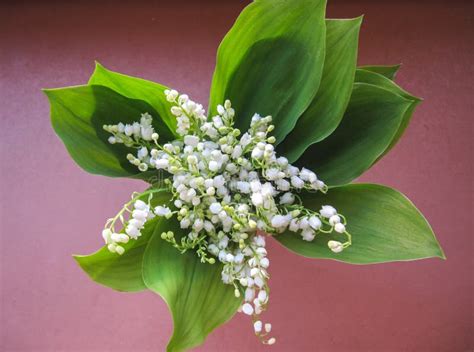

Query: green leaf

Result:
[74,222,154,292]
[88,62,177,135]
[143,220,241,352]
[278,17,362,162]
[355,68,422,159]
[74,190,172,292]
[296,83,412,186]
[358,64,401,80]
[45,84,173,179]
[208,0,327,143]
[276,184,445,264]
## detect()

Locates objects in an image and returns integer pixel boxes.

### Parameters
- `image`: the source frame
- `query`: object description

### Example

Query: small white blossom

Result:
[126,225,140,239]
[164,89,179,102]
[329,215,341,226]
[271,214,291,230]
[320,205,337,218]
[154,206,171,218]
[134,200,148,210]
[309,216,322,230]
[279,192,295,205]
[258,290,268,303]
[102,229,112,243]
[334,223,346,233]
[242,303,254,315]
[245,287,255,302]
[290,176,304,188]
[289,218,299,232]
[209,202,222,214]
[184,135,199,146]
[260,257,270,268]
[209,160,220,172]
[254,320,262,333]
[115,245,125,255]
[155,159,169,169]
[301,229,315,241]
[251,192,264,207]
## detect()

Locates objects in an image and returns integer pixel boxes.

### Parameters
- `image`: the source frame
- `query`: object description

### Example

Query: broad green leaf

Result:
[296,83,412,186]
[276,184,445,264]
[45,84,173,179]
[358,64,401,80]
[74,220,155,292]
[143,220,241,352]
[74,190,172,292]
[209,0,327,143]
[355,68,422,159]
[88,62,177,135]
[278,17,362,162]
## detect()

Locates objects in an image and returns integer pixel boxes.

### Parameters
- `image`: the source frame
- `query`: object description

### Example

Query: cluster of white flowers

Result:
[101,89,352,345]
[100,191,167,255]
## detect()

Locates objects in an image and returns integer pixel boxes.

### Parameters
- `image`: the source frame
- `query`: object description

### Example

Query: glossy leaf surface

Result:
[209,0,327,143]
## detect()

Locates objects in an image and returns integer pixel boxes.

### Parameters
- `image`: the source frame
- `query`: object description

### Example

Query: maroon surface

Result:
[1,1,472,351]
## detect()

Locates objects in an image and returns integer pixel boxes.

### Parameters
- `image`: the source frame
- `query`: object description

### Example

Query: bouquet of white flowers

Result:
[45,1,444,351]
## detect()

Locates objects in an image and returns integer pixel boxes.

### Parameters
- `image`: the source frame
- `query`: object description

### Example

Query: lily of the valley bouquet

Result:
[45,1,444,351]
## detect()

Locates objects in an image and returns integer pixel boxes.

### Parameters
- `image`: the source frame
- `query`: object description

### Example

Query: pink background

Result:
[1,1,472,351]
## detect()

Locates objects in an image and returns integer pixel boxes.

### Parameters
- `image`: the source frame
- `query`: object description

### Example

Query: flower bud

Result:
[329,215,341,226]
[260,257,270,268]
[320,205,337,218]
[111,233,129,243]
[134,200,148,210]
[115,245,125,255]
[328,240,344,253]
[258,290,268,303]
[170,106,182,116]
[217,104,225,115]
[334,223,346,233]
[250,268,260,277]
[248,220,257,229]
[253,320,262,333]
[102,229,112,243]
